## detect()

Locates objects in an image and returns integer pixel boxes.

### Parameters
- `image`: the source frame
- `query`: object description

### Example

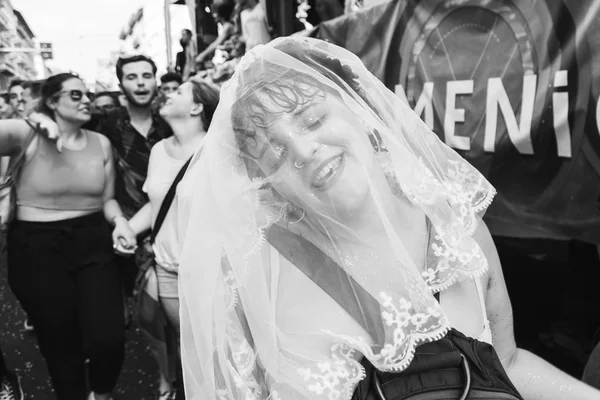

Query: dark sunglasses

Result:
[56,90,85,102]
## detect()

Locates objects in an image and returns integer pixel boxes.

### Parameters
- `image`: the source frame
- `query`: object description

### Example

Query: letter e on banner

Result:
[444,80,473,151]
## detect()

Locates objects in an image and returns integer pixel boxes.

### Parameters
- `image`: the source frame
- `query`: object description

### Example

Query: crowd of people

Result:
[1,2,600,400]
[0,49,220,400]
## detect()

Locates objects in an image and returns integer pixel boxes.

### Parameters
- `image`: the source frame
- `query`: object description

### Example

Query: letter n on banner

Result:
[485,76,536,155]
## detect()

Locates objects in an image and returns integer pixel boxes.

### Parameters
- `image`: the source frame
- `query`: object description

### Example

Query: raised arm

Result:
[475,221,600,400]
[196,23,235,63]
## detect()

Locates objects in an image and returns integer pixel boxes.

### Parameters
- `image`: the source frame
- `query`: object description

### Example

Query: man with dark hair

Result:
[93,54,172,219]
[160,72,183,95]
[21,80,44,116]
[8,79,25,119]
[92,91,118,114]
[115,54,158,83]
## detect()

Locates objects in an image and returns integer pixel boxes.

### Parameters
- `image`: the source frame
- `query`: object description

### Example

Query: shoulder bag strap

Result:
[150,156,192,244]
[267,224,386,342]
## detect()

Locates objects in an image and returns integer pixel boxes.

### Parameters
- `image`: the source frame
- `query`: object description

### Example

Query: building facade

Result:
[118,2,193,78]
[0,0,46,91]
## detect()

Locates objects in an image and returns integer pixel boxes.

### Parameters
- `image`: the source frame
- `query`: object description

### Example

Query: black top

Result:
[85,107,173,218]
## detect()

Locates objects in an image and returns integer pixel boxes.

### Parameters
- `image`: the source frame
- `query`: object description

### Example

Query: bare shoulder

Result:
[88,130,110,148]
[86,130,112,161]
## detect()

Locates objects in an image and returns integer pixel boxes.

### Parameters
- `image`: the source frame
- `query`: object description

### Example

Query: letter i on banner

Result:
[553,70,572,158]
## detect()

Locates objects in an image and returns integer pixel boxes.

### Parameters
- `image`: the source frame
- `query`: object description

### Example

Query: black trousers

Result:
[7,213,125,400]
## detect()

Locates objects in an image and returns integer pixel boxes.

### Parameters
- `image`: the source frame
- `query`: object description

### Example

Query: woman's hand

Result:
[28,112,62,152]
[112,216,137,256]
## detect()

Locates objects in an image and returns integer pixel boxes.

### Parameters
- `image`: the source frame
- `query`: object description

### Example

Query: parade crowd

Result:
[1,1,600,400]
[0,1,273,398]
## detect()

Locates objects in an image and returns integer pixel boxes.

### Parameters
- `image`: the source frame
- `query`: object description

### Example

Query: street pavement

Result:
[0,255,162,400]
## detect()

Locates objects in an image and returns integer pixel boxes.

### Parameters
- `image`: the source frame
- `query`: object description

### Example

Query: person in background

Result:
[21,80,44,117]
[7,80,25,119]
[90,55,176,399]
[195,1,236,66]
[0,83,26,400]
[0,72,132,400]
[92,92,118,114]
[159,72,183,96]
[0,94,12,120]
[176,29,198,81]
[314,0,344,22]
[0,92,13,194]
[5,79,44,333]
[0,93,23,400]
[36,56,176,399]
[114,78,220,400]
[236,0,271,52]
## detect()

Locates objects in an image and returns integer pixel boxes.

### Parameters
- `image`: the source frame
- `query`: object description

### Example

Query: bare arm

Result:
[0,119,31,157]
[196,24,235,62]
[98,133,136,249]
[474,222,600,399]
[100,133,121,223]
[128,202,152,236]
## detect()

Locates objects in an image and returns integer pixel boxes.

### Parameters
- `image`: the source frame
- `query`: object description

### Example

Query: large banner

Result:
[310,0,600,244]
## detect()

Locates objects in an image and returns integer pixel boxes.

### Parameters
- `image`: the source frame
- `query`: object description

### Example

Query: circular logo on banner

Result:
[397,0,592,208]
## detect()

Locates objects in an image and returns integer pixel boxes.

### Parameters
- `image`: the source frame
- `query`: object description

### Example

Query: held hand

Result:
[28,112,63,152]
[112,217,137,255]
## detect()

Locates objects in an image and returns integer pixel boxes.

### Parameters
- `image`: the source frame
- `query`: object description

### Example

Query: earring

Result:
[294,160,307,169]
[279,202,306,224]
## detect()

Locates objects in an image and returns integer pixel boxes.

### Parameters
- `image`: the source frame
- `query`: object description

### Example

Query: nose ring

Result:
[294,161,306,169]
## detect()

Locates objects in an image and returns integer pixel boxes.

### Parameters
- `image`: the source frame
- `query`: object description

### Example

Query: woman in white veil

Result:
[177,37,599,400]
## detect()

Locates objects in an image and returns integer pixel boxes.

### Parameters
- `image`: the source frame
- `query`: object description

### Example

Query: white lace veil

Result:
[178,36,496,400]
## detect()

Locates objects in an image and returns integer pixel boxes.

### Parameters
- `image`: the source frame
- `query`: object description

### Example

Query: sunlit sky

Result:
[14,0,148,83]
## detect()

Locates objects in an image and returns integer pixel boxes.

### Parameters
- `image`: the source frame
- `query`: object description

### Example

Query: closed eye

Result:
[306,116,325,131]
[260,141,288,175]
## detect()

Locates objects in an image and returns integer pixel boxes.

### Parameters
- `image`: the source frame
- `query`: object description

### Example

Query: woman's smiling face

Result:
[246,86,379,223]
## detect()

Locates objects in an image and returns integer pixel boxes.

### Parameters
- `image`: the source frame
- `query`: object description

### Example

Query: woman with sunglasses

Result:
[0,73,135,400]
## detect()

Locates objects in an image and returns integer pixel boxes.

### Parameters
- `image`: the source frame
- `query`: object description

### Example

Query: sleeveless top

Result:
[17,130,105,212]
[240,3,271,51]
